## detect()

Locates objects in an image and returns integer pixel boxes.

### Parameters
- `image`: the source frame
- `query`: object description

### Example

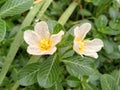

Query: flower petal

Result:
[81,38,104,58]
[35,21,50,39]
[51,31,64,46]
[27,46,57,55]
[83,52,98,59]
[24,30,40,45]
[27,46,42,55]
[73,40,98,58]
[74,23,91,40]
[84,38,104,52]
[73,40,81,54]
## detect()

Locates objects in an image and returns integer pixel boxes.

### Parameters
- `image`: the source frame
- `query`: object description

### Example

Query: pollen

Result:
[79,41,85,53]
[75,37,81,42]
[38,38,52,51]
[75,37,85,53]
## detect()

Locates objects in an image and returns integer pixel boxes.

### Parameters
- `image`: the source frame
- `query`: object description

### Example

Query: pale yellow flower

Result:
[34,0,43,4]
[73,23,104,58]
[24,21,64,55]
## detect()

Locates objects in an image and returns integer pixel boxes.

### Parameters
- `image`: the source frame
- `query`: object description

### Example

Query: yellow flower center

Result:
[75,37,85,53]
[38,38,52,51]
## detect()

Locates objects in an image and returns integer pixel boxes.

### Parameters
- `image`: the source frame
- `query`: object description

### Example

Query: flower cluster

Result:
[24,21,104,59]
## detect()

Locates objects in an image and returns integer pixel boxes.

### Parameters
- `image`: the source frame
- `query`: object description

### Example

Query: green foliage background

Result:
[0,0,120,90]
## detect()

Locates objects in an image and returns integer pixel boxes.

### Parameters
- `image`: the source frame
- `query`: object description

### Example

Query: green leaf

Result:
[47,21,64,34]
[47,20,57,33]
[58,45,72,57]
[74,86,82,90]
[37,55,59,88]
[109,20,120,30]
[92,0,101,6]
[18,63,40,86]
[88,72,101,86]
[79,9,92,16]
[95,15,108,28]
[53,23,64,34]
[109,7,119,19]
[100,74,117,90]
[103,39,114,54]
[95,0,113,16]
[0,0,34,18]
[62,50,74,59]
[107,52,120,59]
[63,56,95,77]
[113,0,120,8]
[0,18,6,42]
[86,83,99,90]
[0,0,6,4]
[51,82,64,90]
[99,27,120,35]
[84,0,92,3]
[66,76,80,87]
[111,69,120,85]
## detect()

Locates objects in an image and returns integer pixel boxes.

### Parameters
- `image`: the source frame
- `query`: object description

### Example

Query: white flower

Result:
[73,23,104,58]
[24,21,64,55]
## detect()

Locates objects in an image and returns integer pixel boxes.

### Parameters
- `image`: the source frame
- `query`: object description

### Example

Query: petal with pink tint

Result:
[73,40,80,54]
[24,30,40,46]
[27,46,57,55]
[74,23,91,40]
[84,39,104,52]
[35,21,50,39]
[51,31,64,46]
[83,51,98,59]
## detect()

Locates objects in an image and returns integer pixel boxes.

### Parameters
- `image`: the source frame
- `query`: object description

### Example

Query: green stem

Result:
[58,1,78,25]
[0,2,44,85]
[36,0,53,19]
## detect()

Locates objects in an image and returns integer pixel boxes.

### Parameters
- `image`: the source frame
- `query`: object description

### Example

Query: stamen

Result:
[75,37,81,42]
[75,37,85,53]
[38,38,52,51]
[79,41,85,53]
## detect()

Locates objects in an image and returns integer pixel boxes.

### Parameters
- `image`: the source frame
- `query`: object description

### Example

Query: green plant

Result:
[0,0,120,90]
